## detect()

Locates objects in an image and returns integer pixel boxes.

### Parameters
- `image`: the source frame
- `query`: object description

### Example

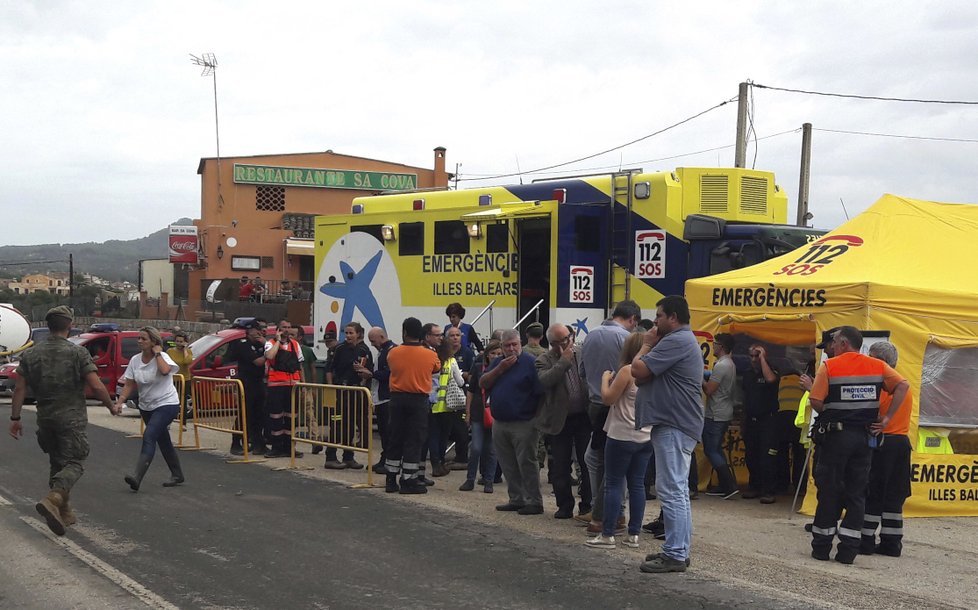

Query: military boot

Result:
[60,496,78,527]
[35,488,68,536]
[125,454,153,492]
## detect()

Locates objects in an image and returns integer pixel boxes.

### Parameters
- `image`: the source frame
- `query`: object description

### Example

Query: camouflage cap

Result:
[45,305,74,321]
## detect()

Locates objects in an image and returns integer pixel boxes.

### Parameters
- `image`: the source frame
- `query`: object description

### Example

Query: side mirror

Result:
[212,355,223,368]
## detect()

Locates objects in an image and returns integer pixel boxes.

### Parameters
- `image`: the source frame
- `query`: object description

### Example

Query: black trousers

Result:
[326,387,370,462]
[265,386,293,451]
[233,377,266,449]
[773,410,806,491]
[385,392,430,481]
[742,413,777,495]
[549,412,593,513]
[375,400,390,463]
[812,427,872,556]
[447,411,469,462]
[862,434,911,553]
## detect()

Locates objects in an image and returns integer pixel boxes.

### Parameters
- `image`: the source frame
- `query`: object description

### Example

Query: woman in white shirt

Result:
[586,332,653,550]
[115,327,184,491]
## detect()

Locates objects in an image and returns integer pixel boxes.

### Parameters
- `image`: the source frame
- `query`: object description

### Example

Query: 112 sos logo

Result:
[773,235,864,276]
[570,266,594,303]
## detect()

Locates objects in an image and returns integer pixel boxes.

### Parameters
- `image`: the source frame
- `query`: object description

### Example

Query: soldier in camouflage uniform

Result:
[8,306,119,536]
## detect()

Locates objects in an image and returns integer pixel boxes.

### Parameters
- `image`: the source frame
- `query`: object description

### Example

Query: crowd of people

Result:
[8,302,915,573]
[358,300,915,572]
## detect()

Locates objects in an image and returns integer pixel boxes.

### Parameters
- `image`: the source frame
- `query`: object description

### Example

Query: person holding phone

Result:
[264,320,305,458]
[117,327,185,490]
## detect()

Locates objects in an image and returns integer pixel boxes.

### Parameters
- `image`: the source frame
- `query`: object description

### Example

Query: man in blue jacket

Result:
[480,329,545,515]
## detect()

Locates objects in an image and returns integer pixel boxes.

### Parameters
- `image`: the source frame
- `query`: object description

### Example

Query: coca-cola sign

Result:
[169,225,199,264]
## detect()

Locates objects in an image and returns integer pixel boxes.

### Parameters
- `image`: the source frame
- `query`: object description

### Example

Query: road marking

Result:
[0,493,12,506]
[20,516,180,610]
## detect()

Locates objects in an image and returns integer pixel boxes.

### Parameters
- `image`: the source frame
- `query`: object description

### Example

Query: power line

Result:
[458,98,735,182]
[461,128,799,179]
[814,127,978,143]
[751,82,978,105]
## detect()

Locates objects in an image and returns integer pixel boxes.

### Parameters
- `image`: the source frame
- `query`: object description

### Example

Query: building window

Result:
[434,220,469,255]
[399,222,424,256]
[261,256,274,269]
[256,186,286,211]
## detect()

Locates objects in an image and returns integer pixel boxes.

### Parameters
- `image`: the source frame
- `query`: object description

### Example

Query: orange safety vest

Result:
[267,339,302,387]
[822,352,884,425]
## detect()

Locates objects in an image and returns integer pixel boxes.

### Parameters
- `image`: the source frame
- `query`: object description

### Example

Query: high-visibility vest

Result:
[267,339,302,386]
[917,428,954,454]
[795,390,812,446]
[432,357,455,414]
[822,352,885,424]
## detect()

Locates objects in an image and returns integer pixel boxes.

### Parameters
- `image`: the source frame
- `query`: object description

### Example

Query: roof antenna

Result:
[839,197,850,220]
[514,155,524,184]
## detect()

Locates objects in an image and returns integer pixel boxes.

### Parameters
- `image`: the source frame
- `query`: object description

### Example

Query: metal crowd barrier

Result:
[290,382,376,487]
[185,376,264,463]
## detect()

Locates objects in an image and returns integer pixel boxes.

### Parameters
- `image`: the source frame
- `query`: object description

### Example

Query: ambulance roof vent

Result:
[740,176,768,215]
[700,175,728,213]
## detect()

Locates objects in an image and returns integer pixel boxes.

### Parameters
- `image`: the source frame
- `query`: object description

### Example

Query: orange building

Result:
[187,147,450,317]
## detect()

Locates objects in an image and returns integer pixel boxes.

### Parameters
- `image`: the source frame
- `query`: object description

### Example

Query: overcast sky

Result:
[2,1,976,246]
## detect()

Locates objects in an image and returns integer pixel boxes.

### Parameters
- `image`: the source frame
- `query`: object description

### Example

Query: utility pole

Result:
[734,82,749,168]
[797,123,813,226]
[68,253,74,306]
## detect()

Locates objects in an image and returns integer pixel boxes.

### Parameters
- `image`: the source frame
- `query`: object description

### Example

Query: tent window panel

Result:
[919,343,978,428]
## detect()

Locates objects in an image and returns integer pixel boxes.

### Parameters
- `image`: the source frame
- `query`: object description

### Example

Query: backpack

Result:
[273,341,301,374]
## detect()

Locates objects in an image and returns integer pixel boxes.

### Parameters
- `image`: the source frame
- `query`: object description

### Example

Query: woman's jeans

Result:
[139,404,180,461]
[602,437,653,536]
[466,421,497,482]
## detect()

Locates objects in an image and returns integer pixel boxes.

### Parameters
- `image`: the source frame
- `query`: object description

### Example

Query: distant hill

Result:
[0,219,194,283]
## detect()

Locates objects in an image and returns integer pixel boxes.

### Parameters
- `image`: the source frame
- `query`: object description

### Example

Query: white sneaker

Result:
[585,534,616,549]
[622,534,640,548]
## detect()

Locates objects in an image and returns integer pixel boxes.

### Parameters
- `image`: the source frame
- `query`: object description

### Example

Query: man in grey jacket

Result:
[535,323,592,520]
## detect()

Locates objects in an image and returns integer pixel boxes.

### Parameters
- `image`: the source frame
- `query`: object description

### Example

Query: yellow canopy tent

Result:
[686,194,978,516]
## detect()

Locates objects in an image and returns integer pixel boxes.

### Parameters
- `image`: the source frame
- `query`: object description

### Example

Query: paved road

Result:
[0,410,795,609]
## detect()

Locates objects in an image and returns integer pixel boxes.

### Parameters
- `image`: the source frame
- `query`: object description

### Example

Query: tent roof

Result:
[686,194,978,320]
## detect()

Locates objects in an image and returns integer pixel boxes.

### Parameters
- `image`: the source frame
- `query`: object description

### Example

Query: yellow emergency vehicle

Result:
[313,167,823,354]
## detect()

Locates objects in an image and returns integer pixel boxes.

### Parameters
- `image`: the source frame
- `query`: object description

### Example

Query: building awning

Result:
[285,238,315,256]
